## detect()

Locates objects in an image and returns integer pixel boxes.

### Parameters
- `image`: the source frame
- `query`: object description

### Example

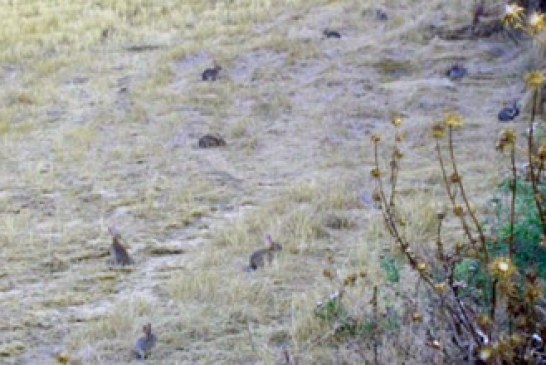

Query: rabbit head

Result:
[143,323,152,336]
[264,234,282,251]
[212,60,222,71]
[108,226,122,240]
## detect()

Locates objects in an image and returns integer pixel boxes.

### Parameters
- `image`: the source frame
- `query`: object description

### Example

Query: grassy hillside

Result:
[0,0,535,363]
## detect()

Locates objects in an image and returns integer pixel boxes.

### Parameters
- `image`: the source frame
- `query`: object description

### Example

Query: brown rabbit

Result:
[323,29,341,39]
[133,323,157,359]
[248,234,282,270]
[202,62,222,81]
[198,134,226,148]
[108,226,133,266]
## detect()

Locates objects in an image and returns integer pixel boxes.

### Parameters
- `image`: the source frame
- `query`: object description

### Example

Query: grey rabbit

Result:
[323,29,341,39]
[445,63,467,81]
[133,323,157,359]
[198,134,226,148]
[108,226,133,266]
[201,62,222,81]
[498,101,520,122]
[248,234,282,270]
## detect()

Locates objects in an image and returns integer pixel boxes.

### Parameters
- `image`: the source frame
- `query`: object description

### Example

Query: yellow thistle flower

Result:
[370,168,381,178]
[449,173,461,184]
[525,70,546,89]
[453,205,464,217]
[431,123,446,139]
[477,345,495,362]
[444,113,463,129]
[343,273,358,287]
[496,128,517,152]
[528,11,546,35]
[56,353,70,364]
[434,282,448,294]
[393,148,404,160]
[477,314,492,329]
[411,311,423,323]
[489,258,515,278]
[391,116,403,128]
[503,3,525,28]
[323,268,335,279]
[525,283,542,302]
[371,134,381,143]
[417,262,427,273]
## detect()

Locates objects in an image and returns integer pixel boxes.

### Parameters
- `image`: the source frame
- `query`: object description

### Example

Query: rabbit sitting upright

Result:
[248,234,282,270]
[133,323,157,359]
[108,226,133,266]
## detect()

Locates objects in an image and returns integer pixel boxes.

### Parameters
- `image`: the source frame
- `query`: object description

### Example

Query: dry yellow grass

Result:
[0,0,531,363]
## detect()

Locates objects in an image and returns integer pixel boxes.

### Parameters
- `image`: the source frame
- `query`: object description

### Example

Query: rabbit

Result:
[323,29,341,39]
[133,323,157,359]
[445,63,467,80]
[201,62,222,81]
[198,134,226,148]
[498,101,520,122]
[248,234,282,270]
[108,226,133,266]
[376,8,388,21]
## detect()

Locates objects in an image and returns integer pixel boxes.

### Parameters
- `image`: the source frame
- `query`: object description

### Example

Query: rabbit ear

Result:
[108,226,119,237]
[264,234,273,248]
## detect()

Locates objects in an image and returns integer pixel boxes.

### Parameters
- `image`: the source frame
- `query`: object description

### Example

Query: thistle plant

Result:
[372,107,546,362]
[370,8,546,356]
[503,3,546,236]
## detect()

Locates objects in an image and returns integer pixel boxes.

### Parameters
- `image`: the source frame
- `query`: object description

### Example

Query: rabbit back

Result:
[134,333,157,359]
[198,134,226,148]
[202,67,220,81]
[249,248,267,270]
[498,103,519,122]
[324,29,341,38]
[249,246,281,270]
[111,242,133,265]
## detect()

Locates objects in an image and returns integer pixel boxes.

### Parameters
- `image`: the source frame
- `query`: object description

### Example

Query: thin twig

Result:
[509,145,517,260]
[448,127,488,262]
[435,139,476,246]
[372,286,379,365]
